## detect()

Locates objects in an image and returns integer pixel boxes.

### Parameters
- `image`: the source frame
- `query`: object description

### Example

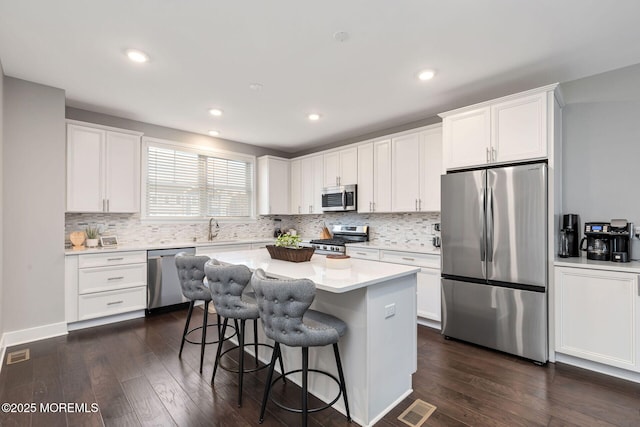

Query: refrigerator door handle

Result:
[487,187,494,262]
[480,172,486,262]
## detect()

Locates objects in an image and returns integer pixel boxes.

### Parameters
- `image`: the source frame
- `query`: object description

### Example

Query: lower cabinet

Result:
[417,268,441,322]
[555,266,639,372]
[66,250,147,323]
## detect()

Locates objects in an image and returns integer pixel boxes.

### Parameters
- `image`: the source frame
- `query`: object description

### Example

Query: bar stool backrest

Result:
[175,253,212,301]
[204,259,254,319]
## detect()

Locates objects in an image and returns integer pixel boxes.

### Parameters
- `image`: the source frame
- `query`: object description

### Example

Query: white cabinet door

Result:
[258,156,290,215]
[555,267,638,371]
[357,143,374,212]
[66,125,104,212]
[324,147,358,187]
[323,151,340,187]
[104,131,140,213]
[417,268,441,322]
[290,159,302,214]
[373,139,392,212]
[301,155,324,214]
[492,92,547,164]
[442,107,491,170]
[391,132,421,212]
[419,127,443,212]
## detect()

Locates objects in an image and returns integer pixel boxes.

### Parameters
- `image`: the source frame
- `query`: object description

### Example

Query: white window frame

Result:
[141,136,257,222]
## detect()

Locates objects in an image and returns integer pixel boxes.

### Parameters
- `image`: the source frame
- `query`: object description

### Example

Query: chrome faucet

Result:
[208,217,220,241]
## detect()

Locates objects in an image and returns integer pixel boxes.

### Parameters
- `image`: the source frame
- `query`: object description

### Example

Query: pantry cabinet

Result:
[66,122,142,213]
[357,139,392,213]
[391,125,442,212]
[257,156,290,215]
[323,147,358,187]
[440,85,554,170]
[555,266,639,371]
[290,155,323,214]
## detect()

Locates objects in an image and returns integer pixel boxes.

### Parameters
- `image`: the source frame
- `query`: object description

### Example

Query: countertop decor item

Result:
[69,231,85,249]
[268,232,314,262]
[85,225,100,248]
[100,235,118,247]
[326,254,351,269]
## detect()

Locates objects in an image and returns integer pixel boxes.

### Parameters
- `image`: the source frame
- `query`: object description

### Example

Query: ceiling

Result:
[2,1,640,153]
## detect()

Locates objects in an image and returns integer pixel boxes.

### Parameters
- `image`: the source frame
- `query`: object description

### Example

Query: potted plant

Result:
[85,225,100,248]
[266,233,315,262]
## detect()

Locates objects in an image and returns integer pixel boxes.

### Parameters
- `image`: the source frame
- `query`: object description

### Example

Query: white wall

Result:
[3,77,66,335]
[561,63,640,226]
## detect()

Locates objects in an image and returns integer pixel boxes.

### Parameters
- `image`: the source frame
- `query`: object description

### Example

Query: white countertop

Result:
[65,238,274,256]
[554,257,640,273]
[346,241,441,255]
[201,248,420,294]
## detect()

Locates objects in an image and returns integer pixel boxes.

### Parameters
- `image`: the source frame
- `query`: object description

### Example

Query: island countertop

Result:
[201,248,420,294]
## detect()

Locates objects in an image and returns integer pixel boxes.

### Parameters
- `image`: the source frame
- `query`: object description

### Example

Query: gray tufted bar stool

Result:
[175,252,231,374]
[204,259,285,407]
[251,268,351,426]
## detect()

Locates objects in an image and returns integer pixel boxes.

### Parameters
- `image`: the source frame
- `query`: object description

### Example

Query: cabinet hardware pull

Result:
[402,257,415,261]
[309,205,312,213]
[486,147,490,163]
[415,199,418,211]
[107,257,124,261]
[419,199,422,211]
[369,201,372,212]
[102,199,106,211]
[298,206,301,214]
[372,201,375,212]
[107,300,124,306]
[356,252,367,256]
[107,199,110,212]
[492,147,497,162]
[107,276,124,281]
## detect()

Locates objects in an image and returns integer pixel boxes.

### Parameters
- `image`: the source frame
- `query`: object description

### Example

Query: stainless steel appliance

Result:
[309,224,369,254]
[441,162,548,363]
[147,247,195,314]
[321,184,357,212]
[559,214,580,258]
[580,222,611,261]
[610,219,632,263]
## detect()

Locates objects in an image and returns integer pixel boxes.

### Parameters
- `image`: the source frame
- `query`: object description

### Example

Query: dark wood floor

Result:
[1,309,639,427]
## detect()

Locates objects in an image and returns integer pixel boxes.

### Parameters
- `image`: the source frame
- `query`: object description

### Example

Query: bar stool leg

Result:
[238,319,246,407]
[212,318,229,383]
[200,301,209,373]
[179,300,195,358]
[259,342,280,423]
[302,347,309,427]
[333,343,351,422]
[253,319,259,367]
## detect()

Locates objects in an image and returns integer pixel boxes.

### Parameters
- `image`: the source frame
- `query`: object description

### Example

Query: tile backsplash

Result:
[65,211,441,248]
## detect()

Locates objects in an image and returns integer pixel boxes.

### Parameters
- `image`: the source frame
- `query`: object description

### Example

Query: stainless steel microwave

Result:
[321,184,357,212]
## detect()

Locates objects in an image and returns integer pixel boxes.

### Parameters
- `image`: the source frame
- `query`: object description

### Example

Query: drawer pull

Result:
[107,276,124,281]
[107,257,124,261]
[402,257,415,261]
[107,300,124,306]
[356,252,368,256]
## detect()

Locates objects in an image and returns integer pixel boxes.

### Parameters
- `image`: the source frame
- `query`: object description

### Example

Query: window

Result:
[143,138,255,219]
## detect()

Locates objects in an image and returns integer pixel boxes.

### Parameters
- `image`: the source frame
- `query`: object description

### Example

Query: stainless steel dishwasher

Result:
[147,247,196,315]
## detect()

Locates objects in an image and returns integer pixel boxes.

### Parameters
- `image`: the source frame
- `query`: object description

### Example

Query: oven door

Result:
[322,185,357,211]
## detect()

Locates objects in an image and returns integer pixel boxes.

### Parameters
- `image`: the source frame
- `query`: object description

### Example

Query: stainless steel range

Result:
[309,225,369,255]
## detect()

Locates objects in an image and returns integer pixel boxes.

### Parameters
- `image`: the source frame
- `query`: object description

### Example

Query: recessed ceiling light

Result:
[209,108,223,116]
[125,49,149,63]
[333,31,349,43]
[249,83,263,91]
[208,130,220,137]
[418,69,436,81]
[308,113,321,121]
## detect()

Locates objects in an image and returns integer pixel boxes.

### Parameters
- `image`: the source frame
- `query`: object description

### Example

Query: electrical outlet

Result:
[384,303,396,318]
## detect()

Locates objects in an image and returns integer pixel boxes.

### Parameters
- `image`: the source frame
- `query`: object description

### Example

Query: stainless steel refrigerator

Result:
[441,162,548,363]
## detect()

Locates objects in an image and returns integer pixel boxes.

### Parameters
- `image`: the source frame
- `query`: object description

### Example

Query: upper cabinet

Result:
[440,85,555,170]
[391,125,443,212]
[257,156,290,215]
[357,139,392,213]
[291,155,323,214]
[323,147,358,187]
[66,122,142,213]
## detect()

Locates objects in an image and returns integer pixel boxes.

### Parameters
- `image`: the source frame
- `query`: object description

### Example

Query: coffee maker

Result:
[558,214,580,258]
[581,222,611,261]
[610,219,632,263]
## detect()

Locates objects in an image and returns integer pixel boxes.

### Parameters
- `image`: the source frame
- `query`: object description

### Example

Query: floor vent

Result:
[6,349,30,365]
[397,399,437,427]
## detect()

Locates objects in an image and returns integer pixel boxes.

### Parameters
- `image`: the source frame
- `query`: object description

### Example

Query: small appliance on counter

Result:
[610,219,632,263]
[558,214,580,258]
[581,222,611,261]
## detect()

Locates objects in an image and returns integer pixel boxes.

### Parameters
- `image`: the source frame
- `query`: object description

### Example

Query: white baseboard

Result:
[67,310,145,331]
[555,353,640,384]
[2,321,68,349]
[0,333,6,374]
[417,317,441,330]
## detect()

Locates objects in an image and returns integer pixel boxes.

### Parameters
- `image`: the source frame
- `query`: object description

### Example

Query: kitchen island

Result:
[200,248,420,427]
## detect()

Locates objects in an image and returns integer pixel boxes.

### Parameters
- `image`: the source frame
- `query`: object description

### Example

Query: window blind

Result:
[145,143,254,218]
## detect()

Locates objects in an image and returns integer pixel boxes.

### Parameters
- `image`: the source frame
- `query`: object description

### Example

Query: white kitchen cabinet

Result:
[257,156,290,215]
[391,126,442,212]
[440,85,554,170]
[555,266,639,371]
[417,268,441,322]
[66,122,142,213]
[323,147,358,187]
[357,139,392,213]
[290,155,323,214]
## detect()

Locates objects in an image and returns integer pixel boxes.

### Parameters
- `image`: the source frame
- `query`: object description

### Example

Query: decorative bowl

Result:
[266,245,315,262]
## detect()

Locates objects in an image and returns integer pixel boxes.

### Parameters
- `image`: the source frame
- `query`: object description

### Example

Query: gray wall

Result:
[3,77,66,333]
[0,60,4,343]
[561,63,640,226]
[66,107,290,159]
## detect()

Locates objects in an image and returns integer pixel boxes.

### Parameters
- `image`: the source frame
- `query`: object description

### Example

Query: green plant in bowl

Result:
[85,225,100,240]
[275,233,302,248]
